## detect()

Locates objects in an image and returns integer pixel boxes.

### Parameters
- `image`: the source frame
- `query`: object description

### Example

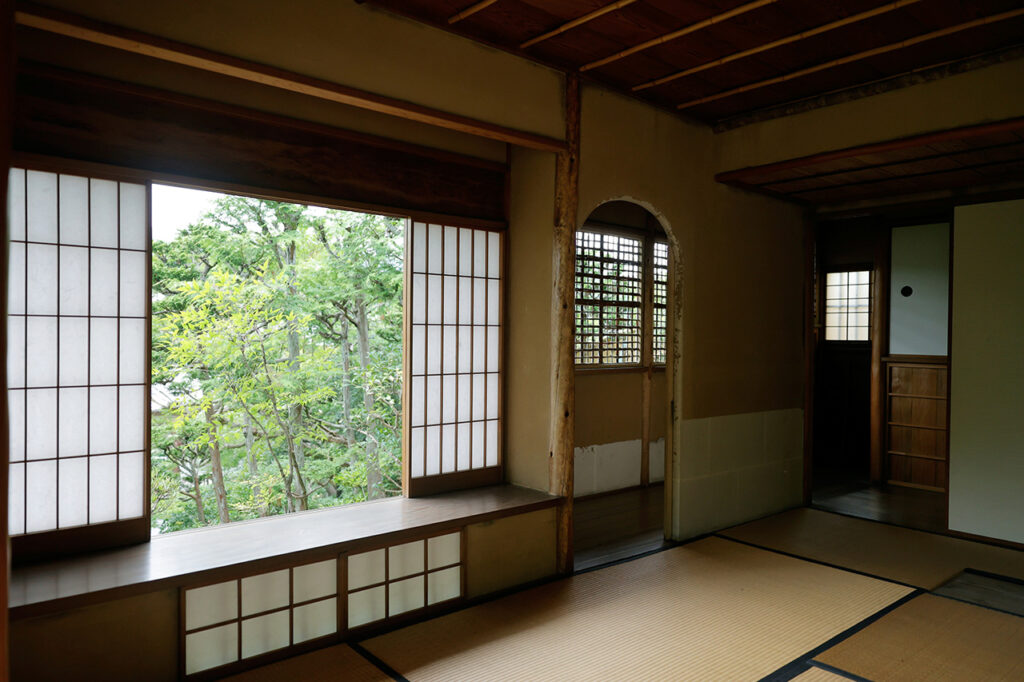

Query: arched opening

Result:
[572,200,673,570]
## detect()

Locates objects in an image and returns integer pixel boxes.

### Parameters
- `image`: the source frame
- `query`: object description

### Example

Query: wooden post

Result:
[1,0,13,674]
[549,74,579,575]
[869,225,890,482]
[640,229,654,486]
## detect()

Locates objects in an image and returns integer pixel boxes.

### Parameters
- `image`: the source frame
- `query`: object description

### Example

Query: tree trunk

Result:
[340,317,356,449]
[244,413,267,517]
[192,470,206,526]
[206,405,231,524]
[356,297,383,499]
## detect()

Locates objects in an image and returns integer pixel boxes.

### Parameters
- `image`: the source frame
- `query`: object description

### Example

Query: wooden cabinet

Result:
[885,357,948,492]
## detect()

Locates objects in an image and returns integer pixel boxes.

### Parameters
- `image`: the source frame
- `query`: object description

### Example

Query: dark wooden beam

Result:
[14,1,566,153]
[550,74,580,575]
[448,0,500,25]
[678,7,1024,111]
[632,0,922,93]
[520,0,637,49]
[581,0,780,72]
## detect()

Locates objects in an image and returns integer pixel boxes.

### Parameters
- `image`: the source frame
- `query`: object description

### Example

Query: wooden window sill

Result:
[9,485,558,619]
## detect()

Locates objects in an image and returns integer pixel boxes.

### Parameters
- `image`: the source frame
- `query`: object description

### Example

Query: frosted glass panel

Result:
[59,175,89,245]
[348,549,385,590]
[388,540,424,580]
[26,245,57,315]
[119,183,147,250]
[186,624,238,675]
[427,532,460,569]
[89,387,118,454]
[89,179,118,248]
[293,598,336,643]
[186,581,238,630]
[118,451,144,519]
[58,457,89,528]
[58,388,89,457]
[241,570,289,616]
[8,168,25,240]
[25,317,57,387]
[59,246,90,315]
[88,454,117,523]
[25,389,57,460]
[25,461,57,533]
[293,559,336,603]
[241,610,290,658]
[388,576,424,617]
[119,386,145,451]
[119,251,147,317]
[428,567,461,605]
[348,586,385,628]
[26,170,58,243]
[90,249,119,317]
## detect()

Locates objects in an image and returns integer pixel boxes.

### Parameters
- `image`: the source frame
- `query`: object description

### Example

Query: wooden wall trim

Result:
[13,63,508,224]
[14,1,566,153]
[1,0,13,675]
[549,74,579,575]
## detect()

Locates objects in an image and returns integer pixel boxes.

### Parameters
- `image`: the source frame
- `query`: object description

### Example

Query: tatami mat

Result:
[791,666,854,682]
[721,508,1024,589]
[816,593,1024,681]
[221,644,390,682]
[362,536,911,681]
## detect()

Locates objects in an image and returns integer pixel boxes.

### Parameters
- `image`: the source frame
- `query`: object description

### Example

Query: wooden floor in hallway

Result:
[572,484,667,571]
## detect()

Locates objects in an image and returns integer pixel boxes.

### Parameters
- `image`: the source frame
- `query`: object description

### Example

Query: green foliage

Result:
[151,193,403,533]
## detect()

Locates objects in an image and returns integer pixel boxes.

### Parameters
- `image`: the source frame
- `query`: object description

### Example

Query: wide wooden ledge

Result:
[10,485,558,619]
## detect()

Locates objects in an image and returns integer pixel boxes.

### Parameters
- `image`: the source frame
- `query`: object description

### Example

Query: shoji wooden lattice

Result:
[652,241,668,365]
[181,530,463,678]
[7,168,148,536]
[824,270,872,341]
[407,222,502,494]
[574,231,643,365]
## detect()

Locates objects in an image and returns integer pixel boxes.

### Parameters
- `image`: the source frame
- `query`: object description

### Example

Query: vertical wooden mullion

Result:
[439,228,446,477]
[383,545,390,621]
[85,177,91,524]
[640,235,653,487]
[144,182,153,528]
[338,552,348,638]
[469,229,476,470]
[236,578,243,662]
[482,229,488,468]
[55,174,61,527]
[114,181,121,520]
[422,226,428,483]
[401,221,411,495]
[497,231,505,472]
[288,567,294,646]
[422,535,429,608]
[454,229,461,473]
[22,172,28,530]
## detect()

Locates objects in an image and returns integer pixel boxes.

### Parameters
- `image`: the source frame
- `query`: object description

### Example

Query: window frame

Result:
[573,223,668,372]
[7,153,507,563]
[821,265,873,344]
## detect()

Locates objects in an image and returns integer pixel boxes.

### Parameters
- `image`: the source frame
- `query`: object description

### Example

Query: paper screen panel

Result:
[408,222,502,483]
[6,168,149,536]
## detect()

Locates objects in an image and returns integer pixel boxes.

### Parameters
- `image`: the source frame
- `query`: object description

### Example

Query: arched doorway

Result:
[572,200,672,570]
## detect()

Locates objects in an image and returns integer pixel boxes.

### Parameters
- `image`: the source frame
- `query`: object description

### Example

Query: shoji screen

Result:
[7,167,149,540]
[407,222,502,495]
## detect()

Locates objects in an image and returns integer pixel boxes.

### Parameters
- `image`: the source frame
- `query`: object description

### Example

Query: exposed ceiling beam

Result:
[633,0,922,93]
[14,2,566,153]
[678,6,1024,111]
[520,0,637,49]
[448,0,500,25]
[580,0,780,72]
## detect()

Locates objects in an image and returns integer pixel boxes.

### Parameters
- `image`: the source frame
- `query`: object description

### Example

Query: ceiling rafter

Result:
[633,0,923,93]
[520,0,638,49]
[580,0,780,72]
[448,0,500,25]
[677,6,1024,111]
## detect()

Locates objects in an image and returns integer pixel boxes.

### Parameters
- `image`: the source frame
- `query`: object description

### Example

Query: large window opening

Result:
[150,185,404,533]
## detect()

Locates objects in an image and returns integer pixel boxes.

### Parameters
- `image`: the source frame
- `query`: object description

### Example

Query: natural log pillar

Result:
[549,74,579,575]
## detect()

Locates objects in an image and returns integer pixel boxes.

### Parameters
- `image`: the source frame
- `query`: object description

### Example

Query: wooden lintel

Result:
[14,2,566,153]
[716,115,1024,186]
[549,74,580,575]
[520,0,638,49]
[679,7,1024,111]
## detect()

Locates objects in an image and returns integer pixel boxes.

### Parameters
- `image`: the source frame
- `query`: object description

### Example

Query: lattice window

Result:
[825,270,871,341]
[407,223,502,492]
[574,231,643,365]
[182,557,340,676]
[652,241,668,365]
[347,530,463,630]
[6,168,148,536]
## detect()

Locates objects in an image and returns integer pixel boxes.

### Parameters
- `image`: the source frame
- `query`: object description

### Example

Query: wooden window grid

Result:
[574,230,643,365]
[6,166,150,551]
[652,241,669,365]
[406,222,503,496]
[824,270,872,341]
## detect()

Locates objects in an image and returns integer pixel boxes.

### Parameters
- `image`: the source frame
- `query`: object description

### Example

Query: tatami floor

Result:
[228,507,1024,682]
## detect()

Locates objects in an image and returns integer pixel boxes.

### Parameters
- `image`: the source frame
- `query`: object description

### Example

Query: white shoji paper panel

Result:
[348,548,385,590]
[427,532,460,569]
[186,581,238,631]
[348,586,385,628]
[6,169,148,536]
[241,611,290,659]
[293,559,337,603]
[428,567,461,605]
[388,576,424,617]
[241,569,289,617]
[408,222,502,481]
[388,540,424,580]
[186,624,237,676]
[293,598,337,644]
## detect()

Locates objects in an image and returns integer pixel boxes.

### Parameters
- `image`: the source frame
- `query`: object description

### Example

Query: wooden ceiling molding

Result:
[715,117,1024,208]
[362,0,1024,128]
